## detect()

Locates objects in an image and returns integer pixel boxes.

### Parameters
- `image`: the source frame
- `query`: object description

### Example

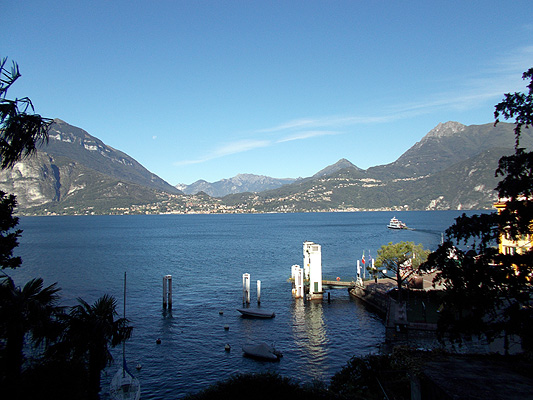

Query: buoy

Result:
[156,338,161,344]
[136,364,142,370]
[224,325,230,331]
[336,277,340,281]
[225,344,231,351]
[219,310,224,315]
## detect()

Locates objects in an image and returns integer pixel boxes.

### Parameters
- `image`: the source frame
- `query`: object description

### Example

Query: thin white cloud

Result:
[214,139,271,157]
[277,130,341,143]
[257,115,395,135]
[174,139,271,166]
[490,45,533,74]
[264,46,533,132]
[256,118,322,133]
[175,46,533,168]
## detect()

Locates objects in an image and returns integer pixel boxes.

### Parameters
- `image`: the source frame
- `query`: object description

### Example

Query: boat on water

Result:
[237,308,275,318]
[242,342,282,361]
[387,217,407,230]
[110,363,141,400]
[110,272,141,400]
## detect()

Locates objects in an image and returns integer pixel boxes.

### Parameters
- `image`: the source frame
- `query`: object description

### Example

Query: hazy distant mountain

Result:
[177,158,359,198]
[176,173,297,197]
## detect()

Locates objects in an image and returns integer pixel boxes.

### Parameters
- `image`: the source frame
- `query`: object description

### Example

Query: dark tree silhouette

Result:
[0,58,133,399]
[494,67,533,240]
[0,57,52,169]
[494,68,533,147]
[0,277,62,383]
[0,191,22,269]
[422,68,533,351]
[62,295,132,399]
[0,57,52,270]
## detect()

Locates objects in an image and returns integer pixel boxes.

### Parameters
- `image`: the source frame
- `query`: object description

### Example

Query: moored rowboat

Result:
[242,342,282,361]
[237,308,275,318]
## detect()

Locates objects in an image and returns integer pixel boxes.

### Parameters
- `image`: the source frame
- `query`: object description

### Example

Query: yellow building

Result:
[494,200,533,255]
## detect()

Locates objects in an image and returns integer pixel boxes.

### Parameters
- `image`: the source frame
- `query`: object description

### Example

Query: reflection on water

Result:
[291,299,329,379]
[158,309,175,340]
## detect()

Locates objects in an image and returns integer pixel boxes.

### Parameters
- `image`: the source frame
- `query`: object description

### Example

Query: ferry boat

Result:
[387,217,407,230]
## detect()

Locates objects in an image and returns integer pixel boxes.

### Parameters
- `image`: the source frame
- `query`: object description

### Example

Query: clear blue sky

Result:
[3,1,532,185]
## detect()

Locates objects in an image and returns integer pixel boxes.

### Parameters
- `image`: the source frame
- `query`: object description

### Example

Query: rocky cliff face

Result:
[0,119,180,209]
[46,119,179,194]
[0,153,60,208]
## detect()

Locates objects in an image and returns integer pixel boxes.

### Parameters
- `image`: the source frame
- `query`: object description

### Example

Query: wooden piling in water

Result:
[242,273,250,304]
[163,275,172,309]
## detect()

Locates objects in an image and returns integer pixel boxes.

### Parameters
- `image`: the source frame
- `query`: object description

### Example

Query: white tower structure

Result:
[291,264,304,298]
[303,241,323,300]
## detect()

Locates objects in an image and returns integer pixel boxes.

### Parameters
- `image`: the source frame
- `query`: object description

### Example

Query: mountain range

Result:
[176,174,298,197]
[0,119,529,215]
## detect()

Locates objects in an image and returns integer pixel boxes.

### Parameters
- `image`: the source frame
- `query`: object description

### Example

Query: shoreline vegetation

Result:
[183,350,533,400]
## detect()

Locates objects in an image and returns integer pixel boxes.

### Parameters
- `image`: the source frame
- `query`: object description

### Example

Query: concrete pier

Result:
[349,277,395,316]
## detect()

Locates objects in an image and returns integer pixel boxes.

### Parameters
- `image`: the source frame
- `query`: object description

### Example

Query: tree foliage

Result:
[0,57,53,270]
[59,295,132,399]
[494,67,533,147]
[0,276,62,385]
[375,241,429,296]
[0,287,132,399]
[0,191,22,269]
[0,57,52,169]
[0,58,132,399]
[185,372,335,400]
[422,67,533,351]
[494,67,533,241]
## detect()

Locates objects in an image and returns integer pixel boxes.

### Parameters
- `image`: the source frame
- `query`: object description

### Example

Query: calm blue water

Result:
[9,210,480,399]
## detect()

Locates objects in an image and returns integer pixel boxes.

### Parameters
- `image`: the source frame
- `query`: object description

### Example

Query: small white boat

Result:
[110,365,141,400]
[110,272,141,400]
[242,342,282,361]
[387,217,407,229]
[237,308,275,318]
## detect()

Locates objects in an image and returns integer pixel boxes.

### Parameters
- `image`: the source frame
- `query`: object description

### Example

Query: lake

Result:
[10,210,481,399]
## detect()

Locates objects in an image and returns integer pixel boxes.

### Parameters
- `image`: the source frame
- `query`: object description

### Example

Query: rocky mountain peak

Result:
[312,158,360,178]
[425,121,466,139]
